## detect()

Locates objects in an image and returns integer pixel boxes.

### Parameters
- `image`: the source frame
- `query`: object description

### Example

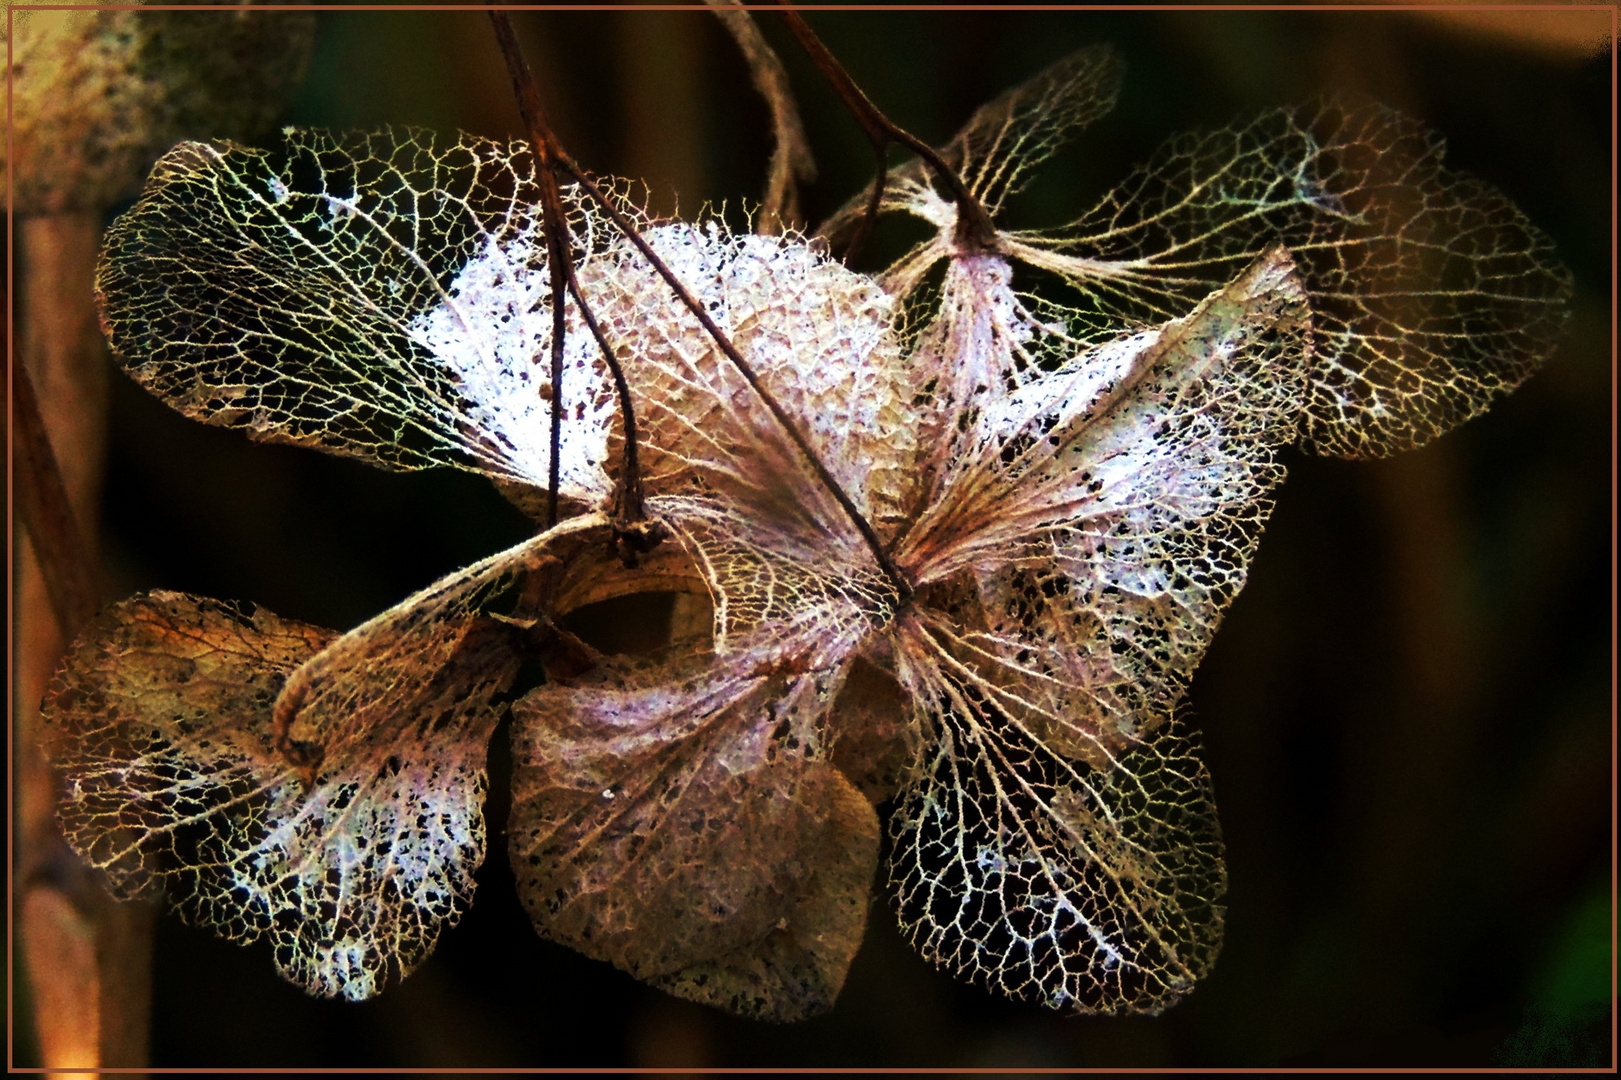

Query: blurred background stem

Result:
[15,212,153,1072]
[8,11,313,1065]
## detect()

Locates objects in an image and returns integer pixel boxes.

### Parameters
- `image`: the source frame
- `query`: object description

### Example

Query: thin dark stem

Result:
[543,245,567,527]
[844,142,887,268]
[556,159,913,607]
[490,11,904,601]
[489,11,655,546]
[490,11,568,528]
[13,360,102,634]
[773,3,999,255]
[564,273,664,562]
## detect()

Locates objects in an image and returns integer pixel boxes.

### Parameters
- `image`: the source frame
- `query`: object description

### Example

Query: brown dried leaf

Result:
[40,592,334,899]
[818,46,1124,256]
[649,766,876,1022]
[828,652,919,806]
[268,520,584,775]
[877,248,1307,1013]
[509,627,878,1022]
[576,220,918,555]
[93,130,609,500]
[35,515,578,999]
[844,52,1568,458]
[73,44,1570,1027]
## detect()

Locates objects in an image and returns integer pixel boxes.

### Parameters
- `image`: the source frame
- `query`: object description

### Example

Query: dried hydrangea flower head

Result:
[54,124,905,1013]
[43,46,1568,1022]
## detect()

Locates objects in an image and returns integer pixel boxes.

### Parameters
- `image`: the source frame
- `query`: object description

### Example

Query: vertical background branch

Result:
[13,211,146,1072]
[616,10,705,221]
[6,7,315,1070]
[704,0,816,234]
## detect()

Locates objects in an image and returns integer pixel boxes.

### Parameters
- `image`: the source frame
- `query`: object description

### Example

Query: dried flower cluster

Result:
[41,49,1568,1022]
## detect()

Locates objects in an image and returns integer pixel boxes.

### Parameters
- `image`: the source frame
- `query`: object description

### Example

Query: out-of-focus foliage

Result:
[3,4,313,213]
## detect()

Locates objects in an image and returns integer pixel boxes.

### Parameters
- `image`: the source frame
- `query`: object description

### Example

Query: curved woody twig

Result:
[489,11,910,604]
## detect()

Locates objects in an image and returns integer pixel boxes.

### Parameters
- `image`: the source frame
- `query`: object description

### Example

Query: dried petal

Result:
[269,521,585,771]
[509,627,878,1022]
[93,130,608,499]
[828,652,919,806]
[648,765,877,1022]
[581,221,918,544]
[563,218,914,639]
[41,592,334,899]
[39,592,514,1000]
[903,246,1309,603]
[881,248,1307,1013]
[38,517,613,1000]
[949,45,1125,215]
[70,41,1572,1028]
[842,55,1568,459]
[819,46,1124,262]
[1008,102,1571,456]
[890,633,1224,1014]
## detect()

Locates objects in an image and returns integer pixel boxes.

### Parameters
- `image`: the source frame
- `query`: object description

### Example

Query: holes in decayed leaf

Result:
[44,19,1578,1029]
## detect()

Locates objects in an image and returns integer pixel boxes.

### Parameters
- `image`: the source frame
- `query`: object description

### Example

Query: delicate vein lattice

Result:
[94,129,599,497]
[568,220,913,636]
[40,590,514,999]
[820,45,1124,246]
[510,618,878,1022]
[39,515,612,999]
[1014,102,1571,456]
[837,53,1570,458]
[881,248,1308,1010]
[48,45,1569,1021]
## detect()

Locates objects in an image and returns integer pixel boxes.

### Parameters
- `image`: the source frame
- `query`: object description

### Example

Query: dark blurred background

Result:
[20,5,1613,1069]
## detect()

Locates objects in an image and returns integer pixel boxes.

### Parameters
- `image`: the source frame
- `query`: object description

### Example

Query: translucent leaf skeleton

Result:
[43,45,1569,1022]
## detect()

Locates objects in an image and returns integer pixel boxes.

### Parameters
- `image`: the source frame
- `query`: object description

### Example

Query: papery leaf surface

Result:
[98,124,916,609]
[819,45,1124,250]
[542,219,913,637]
[94,129,611,499]
[890,633,1223,1014]
[883,248,1309,1013]
[509,617,878,1022]
[403,186,919,616]
[827,652,921,806]
[40,589,514,1000]
[41,592,334,900]
[581,221,916,541]
[836,55,1568,458]
[267,531,558,782]
[1006,101,1570,456]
